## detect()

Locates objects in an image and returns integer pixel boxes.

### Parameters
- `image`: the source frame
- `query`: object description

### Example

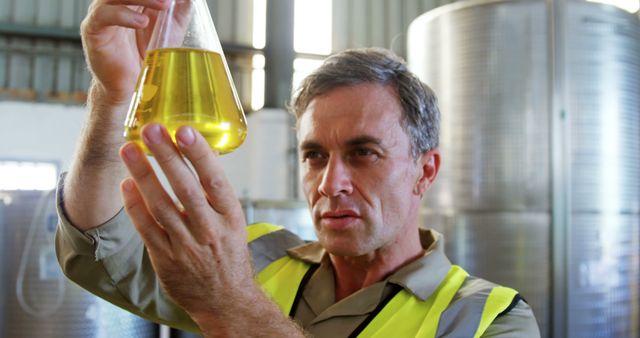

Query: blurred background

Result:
[0,0,638,337]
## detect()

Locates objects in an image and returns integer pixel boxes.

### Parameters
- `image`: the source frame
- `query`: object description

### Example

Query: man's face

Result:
[298,83,434,257]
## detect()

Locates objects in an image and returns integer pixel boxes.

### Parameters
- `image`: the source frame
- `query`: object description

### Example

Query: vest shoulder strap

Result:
[248,223,312,315]
[357,265,468,338]
[473,286,519,338]
[247,222,284,242]
[256,253,311,315]
[358,265,519,338]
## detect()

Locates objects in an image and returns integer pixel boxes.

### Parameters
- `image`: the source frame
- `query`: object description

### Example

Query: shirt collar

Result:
[287,228,452,301]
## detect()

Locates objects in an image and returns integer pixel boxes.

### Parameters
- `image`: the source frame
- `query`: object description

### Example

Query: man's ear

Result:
[413,148,441,196]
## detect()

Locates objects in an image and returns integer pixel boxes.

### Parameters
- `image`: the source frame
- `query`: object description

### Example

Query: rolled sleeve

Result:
[56,188,136,261]
[54,172,198,332]
[55,172,140,279]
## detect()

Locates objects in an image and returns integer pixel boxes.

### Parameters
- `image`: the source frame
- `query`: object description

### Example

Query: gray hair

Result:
[289,47,440,158]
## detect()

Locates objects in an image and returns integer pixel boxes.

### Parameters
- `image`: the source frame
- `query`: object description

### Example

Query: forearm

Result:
[195,286,308,338]
[63,81,130,230]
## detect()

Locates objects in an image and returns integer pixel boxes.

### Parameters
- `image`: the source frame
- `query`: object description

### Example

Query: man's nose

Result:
[318,157,353,197]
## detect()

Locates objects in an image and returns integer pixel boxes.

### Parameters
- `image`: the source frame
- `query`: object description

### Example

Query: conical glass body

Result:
[124,0,247,154]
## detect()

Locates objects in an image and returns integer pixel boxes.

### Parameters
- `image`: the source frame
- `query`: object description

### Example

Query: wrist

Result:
[190,286,263,334]
[88,80,133,112]
[85,80,132,144]
[192,285,305,337]
[70,80,132,169]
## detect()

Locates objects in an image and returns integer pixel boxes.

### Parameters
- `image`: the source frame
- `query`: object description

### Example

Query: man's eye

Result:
[353,148,377,157]
[349,148,380,163]
[302,151,325,162]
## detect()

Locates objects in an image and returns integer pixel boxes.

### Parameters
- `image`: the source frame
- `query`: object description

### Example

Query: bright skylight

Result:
[294,0,333,55]
[0,161,57,191]
[587,0,639,12]
[252,0,267,49]
[292,57,325,90]
[252,54,266,111]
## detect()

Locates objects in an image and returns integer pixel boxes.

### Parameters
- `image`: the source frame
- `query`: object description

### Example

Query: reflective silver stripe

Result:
[249,228,305,272]
[435,276,498,337]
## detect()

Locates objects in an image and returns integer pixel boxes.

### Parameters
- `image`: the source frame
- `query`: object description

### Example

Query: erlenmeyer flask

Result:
[124,0,247,154]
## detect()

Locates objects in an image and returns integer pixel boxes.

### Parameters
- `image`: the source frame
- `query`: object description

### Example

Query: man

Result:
[56,0,540,336]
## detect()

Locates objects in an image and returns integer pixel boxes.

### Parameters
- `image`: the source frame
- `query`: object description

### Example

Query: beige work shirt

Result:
[55,175,540,337]
[286,235,540,337]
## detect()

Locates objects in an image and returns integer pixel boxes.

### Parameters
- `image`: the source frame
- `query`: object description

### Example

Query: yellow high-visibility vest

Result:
[249,223,519,338]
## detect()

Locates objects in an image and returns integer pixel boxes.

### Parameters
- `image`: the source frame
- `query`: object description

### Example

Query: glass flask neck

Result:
[147,0,223,54]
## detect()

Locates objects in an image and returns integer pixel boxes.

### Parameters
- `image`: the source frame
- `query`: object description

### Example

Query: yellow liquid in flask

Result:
[125,48,247,154]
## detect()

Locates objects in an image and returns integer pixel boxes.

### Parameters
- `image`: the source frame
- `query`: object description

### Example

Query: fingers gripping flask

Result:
[124,0,247,154]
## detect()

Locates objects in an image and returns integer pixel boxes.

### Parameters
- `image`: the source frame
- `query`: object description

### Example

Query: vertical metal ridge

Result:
[547,0,569,337]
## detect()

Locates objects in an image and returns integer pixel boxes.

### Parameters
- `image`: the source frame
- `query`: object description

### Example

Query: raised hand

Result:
[81,0,169,103]
[118,124,306,336]
[118,124,260,329]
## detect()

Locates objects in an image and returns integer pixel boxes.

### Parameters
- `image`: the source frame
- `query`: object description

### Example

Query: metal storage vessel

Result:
[408,1,640,337]
[0,190,158,338]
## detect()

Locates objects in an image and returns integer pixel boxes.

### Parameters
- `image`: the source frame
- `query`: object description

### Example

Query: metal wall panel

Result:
[332,0,350,51]
[7,39,30,90]
[14,0,36,24]
[0,0,451,102]
[332,0,446,56]
[370,0,387,47]
[0,0,253,35]
[0,1,11,22]
[0,0,255,103]
[0,37,6,88]
[352,0,369,48]
[211,0,234,43]
[385,0,404,52]
[36,0,57,26]
[204,0,255,48]
[234,0,254,46]
[0,0,89,101]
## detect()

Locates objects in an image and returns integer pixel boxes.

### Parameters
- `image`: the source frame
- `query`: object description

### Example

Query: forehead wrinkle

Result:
[299,134,385,152]
[296,83,407,151]
[299,140,323,151]
[346,135,383,147]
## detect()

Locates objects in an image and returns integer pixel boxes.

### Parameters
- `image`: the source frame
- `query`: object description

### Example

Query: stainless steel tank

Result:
[408,1,640,337]
[0,190,158,338]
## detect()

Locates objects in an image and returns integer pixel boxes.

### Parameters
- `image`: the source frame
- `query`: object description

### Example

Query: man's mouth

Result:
[321,210,360,219]
[318,209,361,230]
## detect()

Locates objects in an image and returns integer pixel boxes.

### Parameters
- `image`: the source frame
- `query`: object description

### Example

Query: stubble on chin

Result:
[318,229,379,257]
